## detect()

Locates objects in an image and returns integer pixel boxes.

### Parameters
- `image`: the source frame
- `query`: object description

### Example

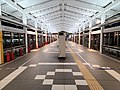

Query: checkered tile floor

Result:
[34,69,89,90]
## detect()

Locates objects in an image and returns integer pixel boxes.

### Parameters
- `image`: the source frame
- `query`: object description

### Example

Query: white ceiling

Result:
[1,0,120,33]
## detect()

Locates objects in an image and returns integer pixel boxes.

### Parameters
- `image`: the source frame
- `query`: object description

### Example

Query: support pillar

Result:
[22,14,28,53]
[24,27,28,53]
[100,13,105,53]
[72,34,74,42]
[35,22,38,48]
[0,19,4,64]
[35,30,38,48]
[82,25,85,46]
[45,31,48,44]
[74,33,75,43]
[50,33,52,43]
[83,32,85,46]
[42,32,44,44]
[89,20,92,49]
[78,28,81,45]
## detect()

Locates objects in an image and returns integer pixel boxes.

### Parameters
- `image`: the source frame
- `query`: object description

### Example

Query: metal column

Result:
[89,20,92,49]
[24,27,28,53]
[22,14,28,53]
[78,28,81,45]
[82,25,85,46]
[35,22,38,48]
[74,33,75,43]
[35,30,38,48]
[50,33,52,43]
[45,31,47,43]
[100,13,105,53]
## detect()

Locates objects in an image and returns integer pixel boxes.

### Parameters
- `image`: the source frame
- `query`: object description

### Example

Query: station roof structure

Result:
[1,0,120,33]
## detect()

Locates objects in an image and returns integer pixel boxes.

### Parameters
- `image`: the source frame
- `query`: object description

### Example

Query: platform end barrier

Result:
[19,48,23,56]
[6,52,10,62]
[28,47,31,53]
[11,51,15,60]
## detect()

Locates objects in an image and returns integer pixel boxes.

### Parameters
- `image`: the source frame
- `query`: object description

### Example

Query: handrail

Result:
[4,45,26,52]
[102,45,120,51]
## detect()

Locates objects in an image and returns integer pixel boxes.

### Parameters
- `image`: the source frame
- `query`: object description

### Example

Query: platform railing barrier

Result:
[102,45,120,60]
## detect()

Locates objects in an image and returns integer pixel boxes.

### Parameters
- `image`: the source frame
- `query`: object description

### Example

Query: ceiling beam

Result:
[65,0,104,12]
[2,0,24,13]
[51,23,75,28]
[64,16,82,23]
[43,17,62,23]
[2,0,49,29]
[64,14,83,21]
[65,6,94,16]
[41,14,62,22]
[104,0,120,13]
[49,26,76,32]
[64,10,91,20]
[32,7,60,17]
[36,11,61,19]
[92,0,120,20]
[24,0,62,13]
[48,21,75,26]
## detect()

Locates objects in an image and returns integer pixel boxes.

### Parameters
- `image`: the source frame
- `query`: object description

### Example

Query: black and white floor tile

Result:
[34,68,89,90]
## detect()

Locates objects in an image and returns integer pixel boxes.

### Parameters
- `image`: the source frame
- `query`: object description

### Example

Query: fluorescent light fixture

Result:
[96,19,101,24]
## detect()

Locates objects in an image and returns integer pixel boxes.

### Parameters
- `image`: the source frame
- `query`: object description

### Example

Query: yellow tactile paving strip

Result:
[67,44,104,90]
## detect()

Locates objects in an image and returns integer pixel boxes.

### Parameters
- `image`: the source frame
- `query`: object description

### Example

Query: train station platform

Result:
[0,41,120,90]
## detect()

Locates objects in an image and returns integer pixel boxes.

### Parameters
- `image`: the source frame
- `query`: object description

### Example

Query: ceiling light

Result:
[96,19,101,24]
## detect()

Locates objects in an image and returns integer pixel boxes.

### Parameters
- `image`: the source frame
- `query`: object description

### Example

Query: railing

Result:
[102,45,120,60]
[4,45,26,62]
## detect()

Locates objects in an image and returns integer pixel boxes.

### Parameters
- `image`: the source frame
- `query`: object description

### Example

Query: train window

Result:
[103,33,109,45]
[109,32,114,46]
[13,33,20,46]
[20,34,25,45]
[3,32,11,48]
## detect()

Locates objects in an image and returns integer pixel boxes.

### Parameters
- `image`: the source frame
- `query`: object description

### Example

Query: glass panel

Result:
[103,33,109,45]
[109,32,114,46]
[38,35,42,45]
[20,34,25,45]
[119,32,120,47]
[13,33,20,46]
[3,31,11,48]
[114,32,118,46]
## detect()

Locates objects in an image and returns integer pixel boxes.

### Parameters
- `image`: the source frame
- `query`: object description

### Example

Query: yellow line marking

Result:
[68,44,104,90]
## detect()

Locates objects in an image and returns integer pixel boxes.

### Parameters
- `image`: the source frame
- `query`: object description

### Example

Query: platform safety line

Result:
[76,52,93,69]
[0,66,27,90]
[68,46,104,90]
[43,49,48,52]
